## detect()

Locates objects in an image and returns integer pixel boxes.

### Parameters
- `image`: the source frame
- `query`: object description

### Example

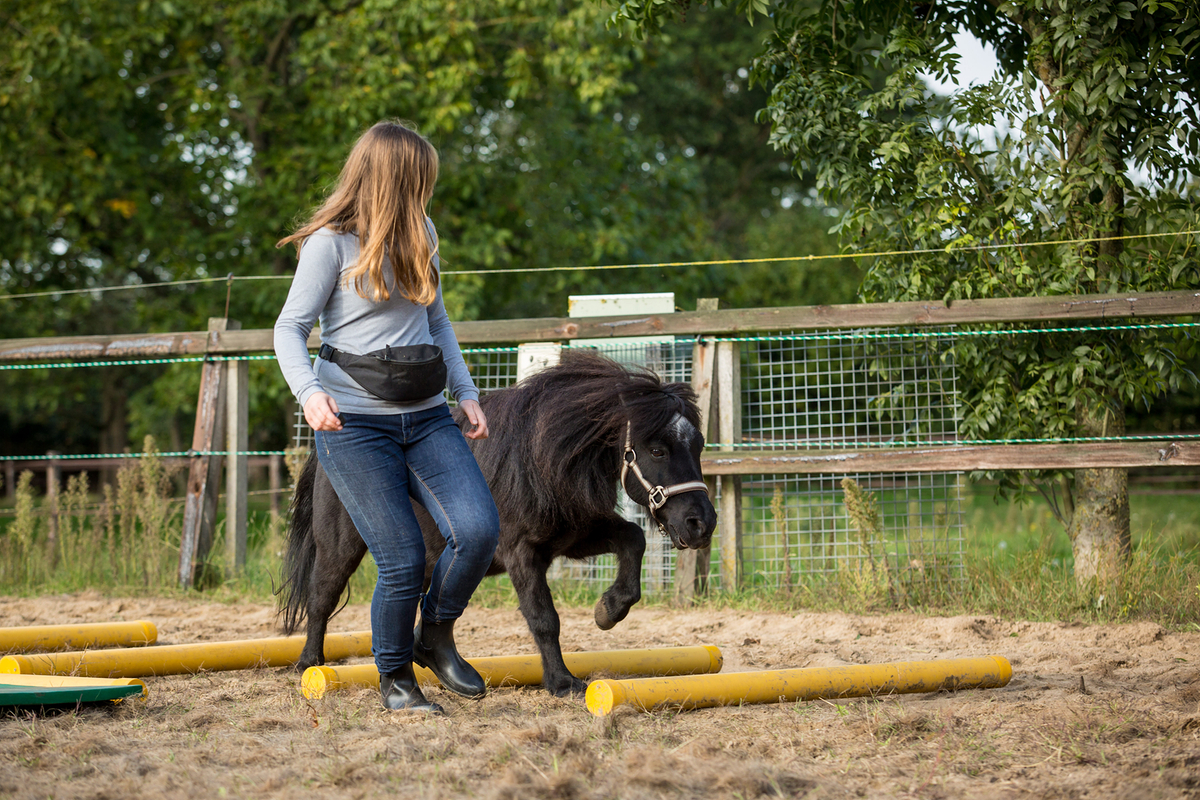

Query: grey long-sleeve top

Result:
[273,225,478,415]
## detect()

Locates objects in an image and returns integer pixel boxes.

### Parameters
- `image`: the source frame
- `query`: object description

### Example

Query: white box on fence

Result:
[516,343,563,383]
[567,292,676,349]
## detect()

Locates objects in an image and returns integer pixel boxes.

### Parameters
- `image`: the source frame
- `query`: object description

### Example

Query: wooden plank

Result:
[676,335,710,599]
[46,452,59,569]
[441,289,1200,343]
[0,324,262,362]
[2,291,1196,361]
[269,453,283,523]
[0,331,209,362]
[692,340,717,440]
[700,441,1200,475]
[675,300,719,603]
[225,327,249,575]
[178,319,229,589]
[716,341,742,590]
[214,327,311,355]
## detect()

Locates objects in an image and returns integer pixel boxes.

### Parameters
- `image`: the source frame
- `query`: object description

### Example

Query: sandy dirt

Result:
[1,592,1199,799]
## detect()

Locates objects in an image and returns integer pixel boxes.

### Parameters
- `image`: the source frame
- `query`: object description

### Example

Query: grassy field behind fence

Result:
[1,448,1198,628]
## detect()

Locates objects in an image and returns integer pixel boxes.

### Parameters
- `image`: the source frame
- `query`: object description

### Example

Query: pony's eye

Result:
[649,447,666,459]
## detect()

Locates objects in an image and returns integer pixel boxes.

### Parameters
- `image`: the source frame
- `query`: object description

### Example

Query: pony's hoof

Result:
[546,676,588,697]
[594,598,617,631]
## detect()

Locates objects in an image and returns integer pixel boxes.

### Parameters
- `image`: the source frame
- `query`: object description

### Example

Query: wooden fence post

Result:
[675,299,719,603]
[226,345,249,574]
[178,318,232,589]
[46,451,60,568]
[717,339,743,591]
[4,460,14,501]
[269,453,283,524]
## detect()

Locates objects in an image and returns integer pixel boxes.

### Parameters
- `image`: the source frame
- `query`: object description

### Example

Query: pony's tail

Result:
[276,451,319,635]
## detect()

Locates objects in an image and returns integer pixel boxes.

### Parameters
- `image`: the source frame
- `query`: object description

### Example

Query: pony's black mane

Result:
[471,350,700,528]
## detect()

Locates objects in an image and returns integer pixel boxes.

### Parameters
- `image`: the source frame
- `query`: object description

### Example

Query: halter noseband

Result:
[620,420,709,535]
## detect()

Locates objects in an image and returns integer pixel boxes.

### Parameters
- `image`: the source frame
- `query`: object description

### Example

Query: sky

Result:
[920,31,1016,151]
[923,31,1001,94]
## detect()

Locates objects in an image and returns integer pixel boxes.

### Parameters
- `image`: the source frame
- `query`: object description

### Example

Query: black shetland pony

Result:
[278,350,717,696]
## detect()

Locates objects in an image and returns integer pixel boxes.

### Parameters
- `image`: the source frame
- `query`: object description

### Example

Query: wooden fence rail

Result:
[699,441,1200,475]
[0,290,1197,362]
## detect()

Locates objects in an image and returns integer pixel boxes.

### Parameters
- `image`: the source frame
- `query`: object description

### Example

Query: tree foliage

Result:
[0,0,848,460]
[1,0,647,455]
[619,0,1200,579]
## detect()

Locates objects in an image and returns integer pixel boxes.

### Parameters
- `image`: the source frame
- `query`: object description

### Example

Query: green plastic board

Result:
[0,681,144,707]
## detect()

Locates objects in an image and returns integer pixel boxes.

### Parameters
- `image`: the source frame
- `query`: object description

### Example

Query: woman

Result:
[274,121,499,714]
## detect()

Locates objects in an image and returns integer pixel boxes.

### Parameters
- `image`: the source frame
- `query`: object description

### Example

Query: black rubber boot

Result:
[413,617,487,699]
[379,663,444,714]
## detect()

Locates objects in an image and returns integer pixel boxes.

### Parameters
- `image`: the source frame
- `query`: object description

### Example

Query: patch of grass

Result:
[963,486,1200,567]
[0,437,182,595]
[643,533,1200,627]
[618,486,1200,626]
[963,537,1200,625]
[952,486,1200,625]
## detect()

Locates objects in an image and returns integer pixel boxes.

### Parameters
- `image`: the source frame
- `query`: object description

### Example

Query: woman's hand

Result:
[460,399,489,440]
[304,392,343,431]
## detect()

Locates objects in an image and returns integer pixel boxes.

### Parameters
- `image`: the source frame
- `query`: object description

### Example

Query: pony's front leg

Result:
[591,518,646,631]
[508,543,588,697]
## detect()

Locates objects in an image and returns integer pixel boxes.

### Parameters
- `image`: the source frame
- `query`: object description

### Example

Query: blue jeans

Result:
[315,404,499,675]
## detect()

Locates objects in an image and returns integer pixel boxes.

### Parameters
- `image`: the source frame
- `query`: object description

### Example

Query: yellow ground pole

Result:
[0,631,372,678]
[586,655,1013,716]
[302,645,724,699]
[0,621,157,653]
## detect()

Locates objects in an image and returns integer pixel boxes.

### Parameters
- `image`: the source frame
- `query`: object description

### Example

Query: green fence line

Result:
[0,450,290,461]
[714,320,1200,344]
[0,354,278,371]
[1,321,1196,372]
[3,433,1196,463]
[703,433,1200,449]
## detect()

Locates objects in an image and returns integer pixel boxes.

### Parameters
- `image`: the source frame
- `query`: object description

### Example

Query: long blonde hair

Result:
[278,120,440,305]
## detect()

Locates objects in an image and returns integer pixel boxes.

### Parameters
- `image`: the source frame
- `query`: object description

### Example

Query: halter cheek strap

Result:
[620,421,709,534]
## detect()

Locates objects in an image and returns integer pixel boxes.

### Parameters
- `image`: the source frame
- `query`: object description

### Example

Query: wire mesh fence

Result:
[289,331,965,596]
[739,330,961,448]
[737,472,964,593]
[728,330,964,595]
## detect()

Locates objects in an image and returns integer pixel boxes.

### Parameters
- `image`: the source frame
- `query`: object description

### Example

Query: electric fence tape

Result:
[0,229,1195,302]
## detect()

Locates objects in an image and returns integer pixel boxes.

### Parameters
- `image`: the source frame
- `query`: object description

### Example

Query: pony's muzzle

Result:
[665,503,716,550]
[684,515,713,548]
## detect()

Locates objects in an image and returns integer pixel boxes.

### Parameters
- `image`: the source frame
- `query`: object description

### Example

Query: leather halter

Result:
[620,420,709,535]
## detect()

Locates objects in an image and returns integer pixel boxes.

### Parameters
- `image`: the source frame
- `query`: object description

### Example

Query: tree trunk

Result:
[1067,129,1129,585]
[99,375,128,488]
[1067,400,1130,585]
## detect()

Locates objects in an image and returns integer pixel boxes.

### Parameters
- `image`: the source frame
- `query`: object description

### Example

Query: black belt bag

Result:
[318,343,447,403]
